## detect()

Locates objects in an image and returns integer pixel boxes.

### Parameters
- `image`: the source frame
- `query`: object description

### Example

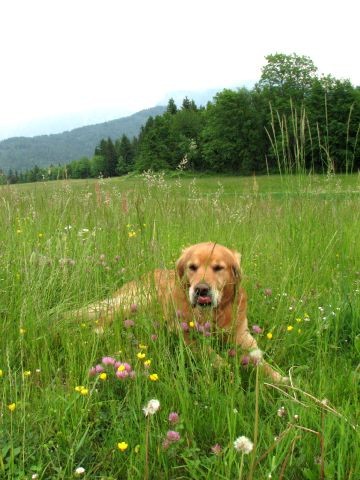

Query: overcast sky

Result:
[1,0,359,140]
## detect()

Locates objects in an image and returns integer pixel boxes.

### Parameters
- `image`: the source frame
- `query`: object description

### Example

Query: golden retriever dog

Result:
[74,242,286,382]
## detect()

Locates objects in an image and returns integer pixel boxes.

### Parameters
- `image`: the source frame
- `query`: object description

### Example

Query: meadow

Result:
[0,172,359,479]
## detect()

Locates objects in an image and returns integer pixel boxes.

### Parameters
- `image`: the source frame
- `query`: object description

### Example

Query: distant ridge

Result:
[0,106,166,172]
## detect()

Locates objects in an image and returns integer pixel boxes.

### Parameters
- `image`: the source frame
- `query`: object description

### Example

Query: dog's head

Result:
[176,242,241,308]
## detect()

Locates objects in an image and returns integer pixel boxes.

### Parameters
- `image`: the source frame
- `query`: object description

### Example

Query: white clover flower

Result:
[31,475,39,480]
[233,435,254,454]
[277,406,287,417]
[74,466,86,476]
[143,399,160,416]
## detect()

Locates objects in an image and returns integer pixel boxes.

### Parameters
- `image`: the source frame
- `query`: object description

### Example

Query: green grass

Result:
[1,173,359,479]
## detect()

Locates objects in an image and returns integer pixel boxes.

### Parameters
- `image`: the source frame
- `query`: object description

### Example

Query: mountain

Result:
[0,106,166,172]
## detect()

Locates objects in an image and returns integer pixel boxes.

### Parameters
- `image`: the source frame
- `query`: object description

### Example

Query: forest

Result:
[2,53,360,184]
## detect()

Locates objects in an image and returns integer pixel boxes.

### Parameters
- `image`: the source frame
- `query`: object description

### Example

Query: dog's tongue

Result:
[198,295,212,305]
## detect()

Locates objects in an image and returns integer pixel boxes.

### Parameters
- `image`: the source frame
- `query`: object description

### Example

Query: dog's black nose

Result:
[194,283,210,296]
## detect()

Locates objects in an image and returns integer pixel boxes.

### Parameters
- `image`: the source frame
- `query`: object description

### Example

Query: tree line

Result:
[2,53,360,185]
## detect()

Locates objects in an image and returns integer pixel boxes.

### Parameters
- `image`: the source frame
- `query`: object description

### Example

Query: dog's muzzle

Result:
[191,282,213,307]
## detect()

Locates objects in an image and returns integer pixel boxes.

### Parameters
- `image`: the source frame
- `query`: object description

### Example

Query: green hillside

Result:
[0,106,165,172]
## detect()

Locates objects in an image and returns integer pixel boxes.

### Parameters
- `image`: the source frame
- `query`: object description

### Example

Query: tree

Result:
[257,53,318,98]
[115,135,135,175]
[202,89,264,173]
[95,138,117,176]
[166,98,177,115]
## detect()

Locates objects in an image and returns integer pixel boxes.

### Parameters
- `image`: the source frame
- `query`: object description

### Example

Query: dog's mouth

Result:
[196,295,213,307]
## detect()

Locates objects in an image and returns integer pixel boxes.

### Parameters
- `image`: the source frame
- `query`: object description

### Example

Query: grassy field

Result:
[0,173,359,479]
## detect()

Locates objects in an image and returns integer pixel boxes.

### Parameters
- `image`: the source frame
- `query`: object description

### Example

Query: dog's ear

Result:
[231,250,242,282]
[176,246,191,279]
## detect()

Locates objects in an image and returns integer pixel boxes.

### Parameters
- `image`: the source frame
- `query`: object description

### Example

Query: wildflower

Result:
[241,355,250,366]
[117,441,128,451]
[99,372,107,381]
[143,399,160,416]
[116,369,129,379]
[180,322,189,332]
[102,356,116,365]
[233,436,254,454]
[74,466,86,476]
[0,369,3,377]
[38,233,44,238]
[189,321,195,328]
[137,352,146,360]
[130,303,138,312]
[75,386,89,395]
[31,474,39,479]
[287,325,294,332]
[123,319,135,328]
[89,364,104,376]
[149,373,159,381]
[266,332,273,340]
[249,348,263,365]
[144,359,151,368]
[228,348,236,357]
[19,328,26,335]
[128,231,136,238]
[252,325,263,334]
[211,443,222,455]
[151,334,158,341]
[166,430,181,442]
[23,370,31,377]
[168,412,179,424]
[277,406,287,417]
[296,317,302,323]
[8,403,16,412]
[139,344,148,350]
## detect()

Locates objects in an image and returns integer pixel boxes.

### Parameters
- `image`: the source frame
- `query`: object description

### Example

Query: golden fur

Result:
[75,242,285,382]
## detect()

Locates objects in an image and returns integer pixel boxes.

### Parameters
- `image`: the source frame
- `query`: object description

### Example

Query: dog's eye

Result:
[213,265,224,272]
[188,264,198,272]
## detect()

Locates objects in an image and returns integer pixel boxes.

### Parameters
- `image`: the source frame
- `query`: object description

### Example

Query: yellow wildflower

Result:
[117,442,128,452]
[99,372,107,381]
[128,231,136,238]
[287,325,294,332]
[0,369,3,377]
[23,370,31,377]
[149,373,159,382]
[189,321,195,328]
[19,328,26,335]
[139,344,148,350]
[144,359,151,367]
[137,352,146,360]
[8,403,16,412]
[266,332,273,340]
[80,388,89,396]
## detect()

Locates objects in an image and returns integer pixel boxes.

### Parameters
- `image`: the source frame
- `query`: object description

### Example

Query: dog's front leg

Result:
[234,290,286,383]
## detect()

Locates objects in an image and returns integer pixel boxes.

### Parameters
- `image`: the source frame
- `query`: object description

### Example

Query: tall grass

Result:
[0,174,359,479]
